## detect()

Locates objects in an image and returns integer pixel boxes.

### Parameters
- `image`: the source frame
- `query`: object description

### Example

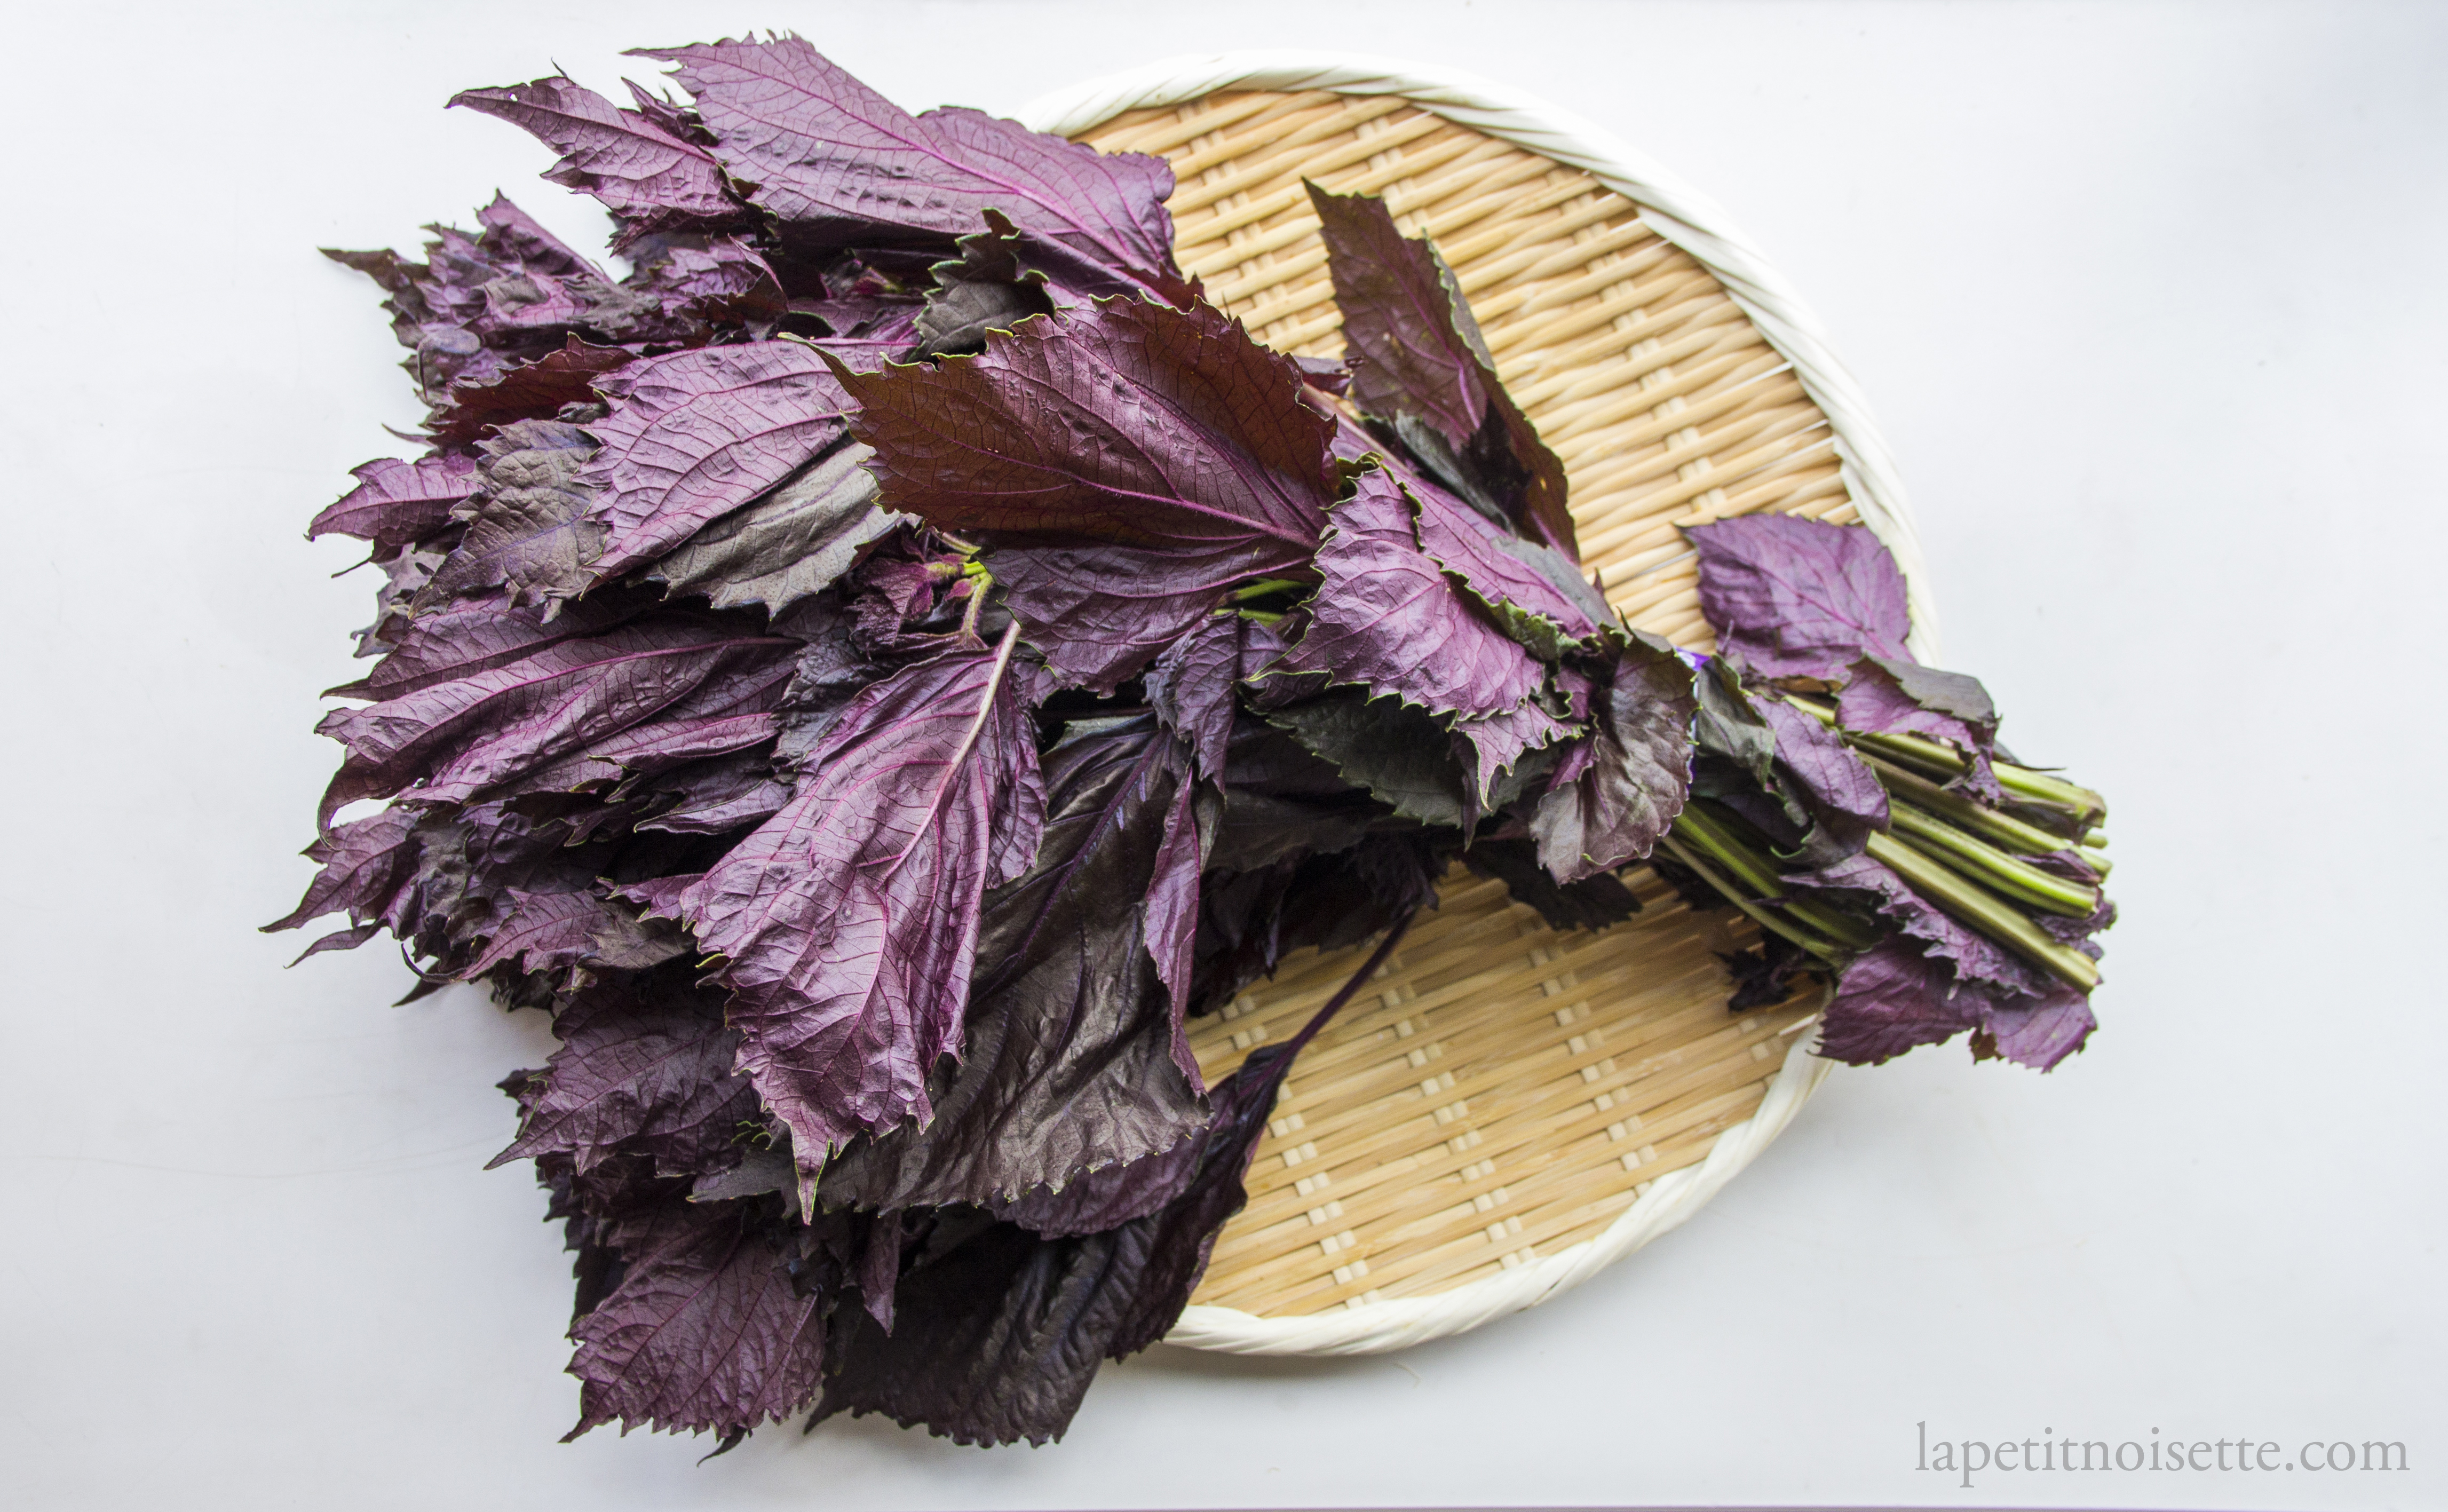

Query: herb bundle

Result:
[273,34,2111,1453]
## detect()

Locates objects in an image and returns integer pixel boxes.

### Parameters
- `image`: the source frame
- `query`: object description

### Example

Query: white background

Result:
[4,2,2442,1508]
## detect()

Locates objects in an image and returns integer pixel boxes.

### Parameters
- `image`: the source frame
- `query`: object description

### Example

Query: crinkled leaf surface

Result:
[310,454,479,552]
[1278,467,1543,719]
[316,614,798,822]
[1407,466,1607,657]
[675,639,1049,1187]
[495,972,756,1176]
[1687,514,1912,678]
[837,296,1336,690]
[1308,184,1576,556]
[417,418,604,609]
[1531,634,1696,882]
[564,1201,826,1441]
[1758,696,1888,829]
[450,74,742,227]
[815,1039,1289,1446]
[639,35,1177,282]
[648,441,899,612]
[1265,688,1470,829]
[819,716,1207,1210]
[579,341,857,584]
[432,337,633,447]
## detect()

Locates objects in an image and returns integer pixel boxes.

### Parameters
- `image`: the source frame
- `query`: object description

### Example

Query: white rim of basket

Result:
[1019,54,1925,1357]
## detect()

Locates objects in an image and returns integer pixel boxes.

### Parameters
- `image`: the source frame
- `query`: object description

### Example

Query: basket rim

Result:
[1020,55,1914,1355]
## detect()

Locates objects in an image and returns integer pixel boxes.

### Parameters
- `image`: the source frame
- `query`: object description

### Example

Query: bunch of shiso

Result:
[272,34,2113,1452]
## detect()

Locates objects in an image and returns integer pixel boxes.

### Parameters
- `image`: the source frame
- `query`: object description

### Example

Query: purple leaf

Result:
[264,806,424,933]
[817,716,1206,1210]
[1146,769,1213,1085]
[1452,695,1574,812]
[416,418,603,609]
[315,616,798,824]
[1757,696,1888,828]
[1783,851,2057,999]
[564,1202,826,1442]
[327,588,647,702]
[430,337,634,448]
[1407,465,1607,656]
[1278,466,1544,719]
[1461,837,1641,932]
[449,75,744,228]
[578,341,858,584]
[458,887,685,981]
[638,35,1178,283]
[1837,654,2001,801]
[834,296,1336,690]
[675,635,1049,1188]
[1142,612,1242,782]
[494,972,759,1177]
[1686,514,1912,678]
[647,441,899,613]
[310,454,479,553]
[1817,938,1985,1066]
[1307,184,1577,557]
[1531,634,1696,882]
[815,1037,1292,1446]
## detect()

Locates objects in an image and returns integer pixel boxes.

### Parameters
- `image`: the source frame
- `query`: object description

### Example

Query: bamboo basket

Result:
[1020,56,1936,1356]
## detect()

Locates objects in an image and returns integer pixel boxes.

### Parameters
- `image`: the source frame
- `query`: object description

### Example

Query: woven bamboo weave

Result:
[1025,59,1927,1353]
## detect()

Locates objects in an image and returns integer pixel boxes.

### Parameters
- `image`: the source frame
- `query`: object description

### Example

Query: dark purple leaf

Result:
[578,341,858,584]
[1407,464,1607,656]
[815,1037,1291,1446]
[449,74,744,228]
[310,454,479,552]
[674,636,1049,1188]
[647,441,899,613]
[1817,938,1985,1066]
[817,716,1206,1210]
[417,418,603,609]
[1783,851,2057,999]
[494,972,759,1177]
[1531,634,1696,882]
[1758,696,1888,828]
[1307,184,1576,557]
[315,616,798,823]
[458,886,688,982]
[1462,837,1641,931]
[623,233,787,329]
[264,805,424,933]
[1971,976,2098,1072]
[834,296,1336,691]
[1264,688,1471,830]
[638,35,1178,282]
[564,1202,826,1441]
[429,337,634,447]
[1278,466,1544,719]
[1452,696,1573,813]
[328,587,647,702]
[1686,514,1912,679]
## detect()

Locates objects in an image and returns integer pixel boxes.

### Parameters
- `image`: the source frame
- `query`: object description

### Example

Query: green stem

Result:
[1670,804,1784,899]
[1671,807,1880,949]
[1657,835,1841,961]
[1227,577,1304,603]
[1885,805,2100,917]
[1782,694,2107,826]
[1858,751,2071,856]
[1863,833,2101,991]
